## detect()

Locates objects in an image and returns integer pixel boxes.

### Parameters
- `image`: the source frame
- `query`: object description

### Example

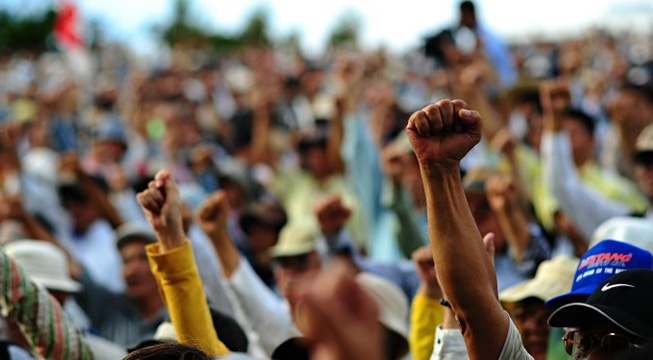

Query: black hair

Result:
[563,107,596,136]
[239,200,288,236]
[423,30,455,65]
[460,0,476,13]
[123,342,212,360]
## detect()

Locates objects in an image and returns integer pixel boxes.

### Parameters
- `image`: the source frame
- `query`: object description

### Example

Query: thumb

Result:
[482,232,495,263]
[155,169,179,203]
[458,108,482,126]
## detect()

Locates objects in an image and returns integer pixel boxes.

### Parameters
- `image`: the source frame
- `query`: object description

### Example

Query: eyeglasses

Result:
[562,330,645,357]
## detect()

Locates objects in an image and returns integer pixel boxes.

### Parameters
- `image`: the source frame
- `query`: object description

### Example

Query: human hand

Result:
[485,175,518,212]
[0,193,24,221]
[59,151,84,181]
[406,99,482,170]
[490,127,518,160]
[296,260,383,360]
[195,190,231,240]
[540,80,570,132]
[136,169,186,251]
[411,245,442,300]
[313,194,352,235]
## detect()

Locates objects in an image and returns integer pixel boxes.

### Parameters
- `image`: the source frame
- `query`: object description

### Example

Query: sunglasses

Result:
[562,330,645,358]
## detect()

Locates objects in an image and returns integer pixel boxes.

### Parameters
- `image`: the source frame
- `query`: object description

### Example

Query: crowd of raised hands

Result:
[1,2,653,358]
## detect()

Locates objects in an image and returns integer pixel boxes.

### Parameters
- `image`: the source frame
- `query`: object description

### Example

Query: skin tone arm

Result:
[456,63,505,143]
[195,190,240,278]
[485,175,531,260]
[0,193,83,278]
[406,98,508,359]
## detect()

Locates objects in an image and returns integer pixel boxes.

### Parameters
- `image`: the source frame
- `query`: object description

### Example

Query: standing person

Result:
[455,0,516,88]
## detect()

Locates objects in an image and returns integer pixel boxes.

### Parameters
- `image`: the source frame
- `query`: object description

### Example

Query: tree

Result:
[0,8,57,52]
[327,11,361,50]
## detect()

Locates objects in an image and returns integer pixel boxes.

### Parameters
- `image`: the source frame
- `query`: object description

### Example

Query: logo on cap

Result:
[601,283,635,292]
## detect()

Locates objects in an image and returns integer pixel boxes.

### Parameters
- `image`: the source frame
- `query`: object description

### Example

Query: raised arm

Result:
[137,169,229,357]
[406,99,508,359]
[196,191,300,356]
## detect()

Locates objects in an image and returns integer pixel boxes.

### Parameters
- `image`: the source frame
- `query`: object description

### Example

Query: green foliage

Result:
[158,0,273,53]
[0,8,57,52]
[327,12,361,49]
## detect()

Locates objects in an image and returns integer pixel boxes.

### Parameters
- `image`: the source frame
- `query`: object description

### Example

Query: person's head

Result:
[459,0,478,28]
[299,61,325,99]
[633,124,653,202]
[463,168,505,251]
[271,222,323,312]
[58,180,106,233]
[590,217,653,255]
[297,129,331,179]
[4,239,82,305]
[92,117,128,164]
[549,269,653,359]
[500,256,578,360]
[239,199,288,254]
[115,222,159,301]
[546,240,653,309]
[123,342,212,360]
[617,64,653,133]
[560,107,596,167]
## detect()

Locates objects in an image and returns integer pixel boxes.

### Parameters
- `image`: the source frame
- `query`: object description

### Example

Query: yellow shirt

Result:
[147,241,230,357]
[409,292,445,360]
[273,168,368,249]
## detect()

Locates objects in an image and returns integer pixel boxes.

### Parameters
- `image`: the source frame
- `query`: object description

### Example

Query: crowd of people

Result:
[1,0,653,359]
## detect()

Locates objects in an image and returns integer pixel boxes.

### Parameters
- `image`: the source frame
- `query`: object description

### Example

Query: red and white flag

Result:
[53,0,92,86]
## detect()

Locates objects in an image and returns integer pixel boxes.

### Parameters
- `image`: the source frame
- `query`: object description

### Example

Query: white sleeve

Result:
[498,316,534,360]
[228,258,301,356]
[541,132,631,240]
[187,226,234,314]
[430,326,469,360]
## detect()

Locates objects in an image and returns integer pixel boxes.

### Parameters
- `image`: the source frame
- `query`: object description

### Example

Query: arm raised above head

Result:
[406,99,509,360]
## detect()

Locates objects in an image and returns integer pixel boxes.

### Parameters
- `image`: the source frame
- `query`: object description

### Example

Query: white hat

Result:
[4,240,81,293]
[499,256,578,303]
[355,272,409,355]
[590,216,653,254]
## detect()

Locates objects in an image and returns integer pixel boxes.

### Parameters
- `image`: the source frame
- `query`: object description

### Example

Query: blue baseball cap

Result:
[545,239,653,308]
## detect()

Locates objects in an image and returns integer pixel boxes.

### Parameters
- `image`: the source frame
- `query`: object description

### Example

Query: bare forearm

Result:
[422,166,496,301]
[421,165,506,359]
[493,205,530,260]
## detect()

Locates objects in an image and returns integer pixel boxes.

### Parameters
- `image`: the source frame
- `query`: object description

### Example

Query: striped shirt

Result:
[0,248,93,359]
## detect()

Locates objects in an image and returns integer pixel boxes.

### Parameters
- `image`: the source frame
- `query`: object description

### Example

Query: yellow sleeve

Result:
[146,241,230,357]
[409,292,445,360]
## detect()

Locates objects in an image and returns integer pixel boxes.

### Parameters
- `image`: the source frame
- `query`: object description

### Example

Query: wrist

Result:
[157,229,187,251]
[419,163,461,179]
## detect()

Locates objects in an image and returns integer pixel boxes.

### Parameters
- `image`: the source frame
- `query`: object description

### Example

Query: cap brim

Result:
[544,284,595,308]
[500,277,572,304]
[548,302,653,338]
[270,246,314,259]
[38,277,82,293]
[116,233,158,250]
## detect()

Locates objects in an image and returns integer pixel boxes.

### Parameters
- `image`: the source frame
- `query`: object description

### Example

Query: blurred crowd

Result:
[1,0,653,359]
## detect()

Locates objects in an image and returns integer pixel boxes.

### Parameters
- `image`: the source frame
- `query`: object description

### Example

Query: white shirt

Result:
[228,257,300,357]
[70,220,124,293]
[431,312,534,360]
